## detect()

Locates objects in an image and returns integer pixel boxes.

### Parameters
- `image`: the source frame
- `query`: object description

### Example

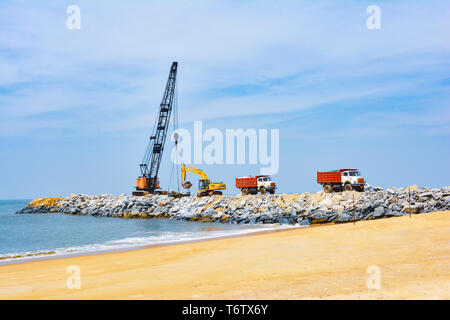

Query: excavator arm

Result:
[181,164,208,181]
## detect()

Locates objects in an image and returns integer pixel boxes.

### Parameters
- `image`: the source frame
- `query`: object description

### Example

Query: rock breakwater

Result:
[17,186,450,225]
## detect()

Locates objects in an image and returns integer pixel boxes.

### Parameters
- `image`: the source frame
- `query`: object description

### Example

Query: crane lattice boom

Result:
[134,62,178,195]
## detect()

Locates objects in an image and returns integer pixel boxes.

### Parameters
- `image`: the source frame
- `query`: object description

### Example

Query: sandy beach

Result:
[1,210,449,300]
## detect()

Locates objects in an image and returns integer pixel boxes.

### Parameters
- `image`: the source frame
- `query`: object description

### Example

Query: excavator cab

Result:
[198,179,211,190]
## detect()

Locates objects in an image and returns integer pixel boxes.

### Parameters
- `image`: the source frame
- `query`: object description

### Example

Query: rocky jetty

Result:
[16,186,450,225]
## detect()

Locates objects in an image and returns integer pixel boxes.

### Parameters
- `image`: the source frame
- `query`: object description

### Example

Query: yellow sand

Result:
[1,211,449,300]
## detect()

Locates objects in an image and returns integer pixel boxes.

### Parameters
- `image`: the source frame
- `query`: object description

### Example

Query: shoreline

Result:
[1,210,449,299]
[0,224,300,266]
[2,207,445,266]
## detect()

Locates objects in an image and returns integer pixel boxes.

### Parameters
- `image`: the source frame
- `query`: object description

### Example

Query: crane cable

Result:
[175,79,180,192]
[167,78,180,194]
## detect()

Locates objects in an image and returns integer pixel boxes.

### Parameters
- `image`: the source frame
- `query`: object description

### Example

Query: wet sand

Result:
[0,211,449,299]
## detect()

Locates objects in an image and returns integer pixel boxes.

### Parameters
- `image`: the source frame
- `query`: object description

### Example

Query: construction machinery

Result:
[133,62,178,196]
[317,169,366,193]
[235,175,276,195]
[181,164,226,197]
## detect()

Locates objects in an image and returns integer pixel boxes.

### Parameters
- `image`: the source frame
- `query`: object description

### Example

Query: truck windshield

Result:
[348,171,359,176]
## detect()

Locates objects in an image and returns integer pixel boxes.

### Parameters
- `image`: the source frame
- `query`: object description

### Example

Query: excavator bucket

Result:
[181,181,192,189]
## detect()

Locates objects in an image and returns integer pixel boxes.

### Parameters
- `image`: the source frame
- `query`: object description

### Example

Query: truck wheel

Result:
[241,188,249,195]
[357,185,364,192]
[344,184,353,191]
[323,185,333,193]
[260,187,267,195]
[269,189,275,194]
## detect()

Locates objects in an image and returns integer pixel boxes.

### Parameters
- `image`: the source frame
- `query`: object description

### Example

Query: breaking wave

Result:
[0,224,299,264]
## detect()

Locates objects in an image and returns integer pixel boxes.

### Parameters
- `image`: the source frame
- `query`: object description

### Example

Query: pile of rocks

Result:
[16,186,450,225]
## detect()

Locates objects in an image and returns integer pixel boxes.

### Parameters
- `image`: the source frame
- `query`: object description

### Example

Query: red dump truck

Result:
[235,176,276,195]
[317,169,366,193]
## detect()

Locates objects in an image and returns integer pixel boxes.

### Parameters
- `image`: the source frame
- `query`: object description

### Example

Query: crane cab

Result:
[132,177,162,196]
[136,177,148,190]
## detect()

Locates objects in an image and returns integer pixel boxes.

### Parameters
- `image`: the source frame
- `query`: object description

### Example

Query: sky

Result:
[0,0,449,199]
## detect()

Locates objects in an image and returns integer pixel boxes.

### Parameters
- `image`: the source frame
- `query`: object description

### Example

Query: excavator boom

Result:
[182,164,208,181]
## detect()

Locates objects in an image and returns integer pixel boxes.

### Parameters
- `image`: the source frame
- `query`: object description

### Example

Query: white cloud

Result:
[0,0,449,137]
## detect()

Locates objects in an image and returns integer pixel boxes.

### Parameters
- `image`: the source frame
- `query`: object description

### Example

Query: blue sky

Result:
[0,0,449,199]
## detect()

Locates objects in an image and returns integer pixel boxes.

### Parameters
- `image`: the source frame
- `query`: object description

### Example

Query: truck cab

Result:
[257,176,274,190]
[341,170,365,190]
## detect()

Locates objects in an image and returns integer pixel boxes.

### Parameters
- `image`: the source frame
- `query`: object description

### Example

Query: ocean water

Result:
[0,200,289,264]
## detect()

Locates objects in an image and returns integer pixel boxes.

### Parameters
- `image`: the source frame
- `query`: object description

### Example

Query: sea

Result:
[0,200,292,264]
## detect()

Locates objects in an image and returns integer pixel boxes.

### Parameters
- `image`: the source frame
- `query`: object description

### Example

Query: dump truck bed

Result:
[235,177,258,188]
[317,171,341,183]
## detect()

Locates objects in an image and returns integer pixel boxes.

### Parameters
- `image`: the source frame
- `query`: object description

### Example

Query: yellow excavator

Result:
[181,164,226,197]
